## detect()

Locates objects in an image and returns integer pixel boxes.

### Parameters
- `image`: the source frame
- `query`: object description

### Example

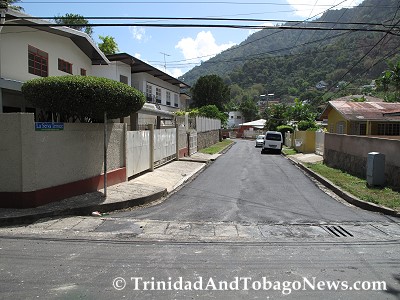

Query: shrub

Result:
[297,120,317,131]
[21,76,145,122]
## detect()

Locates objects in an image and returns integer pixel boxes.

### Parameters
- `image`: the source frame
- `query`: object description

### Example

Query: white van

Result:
[261,131,283,154]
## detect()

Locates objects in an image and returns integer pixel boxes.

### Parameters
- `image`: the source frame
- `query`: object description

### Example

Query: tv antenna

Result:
[160,52,170,72]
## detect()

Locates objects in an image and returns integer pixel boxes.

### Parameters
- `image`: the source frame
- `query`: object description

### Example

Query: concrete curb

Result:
[0,189,167,227]
[285,155,400,218]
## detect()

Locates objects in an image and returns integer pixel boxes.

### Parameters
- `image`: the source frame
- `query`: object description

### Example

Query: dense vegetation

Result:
[180,0,400,108]
[22,76,145,122]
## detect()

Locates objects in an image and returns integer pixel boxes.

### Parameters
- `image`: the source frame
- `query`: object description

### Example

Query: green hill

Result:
[180,0,400,101]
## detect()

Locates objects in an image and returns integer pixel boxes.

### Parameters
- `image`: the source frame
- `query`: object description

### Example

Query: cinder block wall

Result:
[324,133,400,188]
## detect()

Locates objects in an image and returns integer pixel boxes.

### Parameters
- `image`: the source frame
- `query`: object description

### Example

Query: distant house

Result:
[237,119,266,138]
[316,81,328,90]
[227,111,243,128]
[319,98,400,136]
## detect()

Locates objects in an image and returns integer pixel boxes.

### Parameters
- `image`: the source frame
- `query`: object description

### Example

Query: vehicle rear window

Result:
[266,133,281,141]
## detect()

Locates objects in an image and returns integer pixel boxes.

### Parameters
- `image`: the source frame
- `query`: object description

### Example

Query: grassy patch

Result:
[199,139,234,155]
[306,162,400,211]
[282,147,297,156]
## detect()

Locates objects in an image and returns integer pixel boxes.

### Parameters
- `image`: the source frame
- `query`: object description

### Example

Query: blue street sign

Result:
[35,122,64,131]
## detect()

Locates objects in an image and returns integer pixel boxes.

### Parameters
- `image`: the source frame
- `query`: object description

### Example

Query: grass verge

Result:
[282,146,297,156]
[305,162,400,211]
[199,139,234,155]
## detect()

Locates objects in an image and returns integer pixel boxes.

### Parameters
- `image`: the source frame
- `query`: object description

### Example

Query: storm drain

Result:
[323,225,354,237]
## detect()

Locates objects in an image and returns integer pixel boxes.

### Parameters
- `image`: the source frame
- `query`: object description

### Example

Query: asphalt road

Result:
[112,139,395,224]
[1,237,399,299]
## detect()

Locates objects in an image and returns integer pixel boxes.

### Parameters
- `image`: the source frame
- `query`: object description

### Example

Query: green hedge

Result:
[21,76,145,121]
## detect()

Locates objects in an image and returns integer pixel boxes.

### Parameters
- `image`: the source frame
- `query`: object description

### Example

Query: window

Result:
[120,75,128,85]
[174,94,178,108]
[166,91,171,106]
[359,123,366,135]
[156,87,162,104]
[146,84,153,102]
[28,45,48,77]
[80,68,87,76]
[336,121,345,134]
[58,58,72,74]
[378,123,400,135]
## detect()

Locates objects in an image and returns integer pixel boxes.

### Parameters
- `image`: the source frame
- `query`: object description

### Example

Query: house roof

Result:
[239,119,266,128]
[4,9,109,64]
[320,100,400,122]
[104,53,191,89]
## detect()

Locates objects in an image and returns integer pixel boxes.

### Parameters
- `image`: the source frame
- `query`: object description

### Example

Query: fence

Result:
[195,116,221,132]
[0,113,222,208]
[315,131,325,156]
[243,129,264,139]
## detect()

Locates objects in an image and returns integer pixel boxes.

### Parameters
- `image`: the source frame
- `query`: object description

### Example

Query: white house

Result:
[0,8,109,115]
[227,111,243,128]
[0,9,190,123]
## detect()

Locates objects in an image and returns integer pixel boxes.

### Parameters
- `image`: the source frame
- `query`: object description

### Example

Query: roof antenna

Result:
[160,52,170,72]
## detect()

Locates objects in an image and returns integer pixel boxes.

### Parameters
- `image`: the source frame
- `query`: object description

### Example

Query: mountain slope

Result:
[180,0,400,99]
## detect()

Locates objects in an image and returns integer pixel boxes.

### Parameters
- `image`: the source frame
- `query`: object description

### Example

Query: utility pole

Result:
[160,52,170,72]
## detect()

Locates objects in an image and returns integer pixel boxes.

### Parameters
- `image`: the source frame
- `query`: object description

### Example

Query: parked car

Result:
[255,135,265,147]
[261,131,283,154]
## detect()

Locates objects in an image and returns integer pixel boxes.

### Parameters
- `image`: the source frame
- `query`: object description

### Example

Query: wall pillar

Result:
[130,112,139,131]
[0,88,3,113]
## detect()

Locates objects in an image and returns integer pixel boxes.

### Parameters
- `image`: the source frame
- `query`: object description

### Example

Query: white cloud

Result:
[168,68,184,78]
[287,0,364,18]
[129,26,150,42]
[134,53,141,59]
[248,22,275,36]
[175,31,236,64]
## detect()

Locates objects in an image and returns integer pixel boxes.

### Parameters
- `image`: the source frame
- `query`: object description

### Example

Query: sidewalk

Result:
[0,153,218,226]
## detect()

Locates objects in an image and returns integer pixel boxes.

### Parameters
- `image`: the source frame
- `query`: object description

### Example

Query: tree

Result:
[238,95,258,122]
[54,13,93,37]
[98,35,119,55]
[376,60,400,102]
[287,98,317,122]
[191,75,230,111]
[263,103,288,131]
[2,0,23,11]
[21,76,145,122]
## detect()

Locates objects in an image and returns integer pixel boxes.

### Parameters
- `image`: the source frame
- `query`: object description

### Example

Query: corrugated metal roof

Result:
[326,101,400,122]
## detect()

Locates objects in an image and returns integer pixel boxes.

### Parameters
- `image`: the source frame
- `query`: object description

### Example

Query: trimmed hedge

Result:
[21,76,145,121]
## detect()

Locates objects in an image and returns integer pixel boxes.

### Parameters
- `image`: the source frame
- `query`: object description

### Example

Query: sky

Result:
[19,0,364,80]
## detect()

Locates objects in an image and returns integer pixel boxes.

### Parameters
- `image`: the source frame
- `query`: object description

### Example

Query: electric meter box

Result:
[366,152,385,187]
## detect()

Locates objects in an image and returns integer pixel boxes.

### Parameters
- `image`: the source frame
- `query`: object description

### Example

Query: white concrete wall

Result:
[0,113,125,192]
[1,26,93,81]
[92,61,131,85]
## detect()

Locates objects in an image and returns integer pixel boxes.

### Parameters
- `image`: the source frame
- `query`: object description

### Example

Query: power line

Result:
[17,0,398,8]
